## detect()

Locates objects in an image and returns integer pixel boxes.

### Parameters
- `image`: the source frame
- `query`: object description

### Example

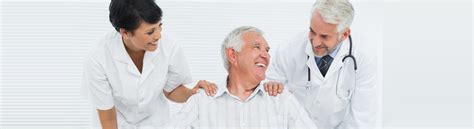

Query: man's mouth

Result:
[256,63,266,68]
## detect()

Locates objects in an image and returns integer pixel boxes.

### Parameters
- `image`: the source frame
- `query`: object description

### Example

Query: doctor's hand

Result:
[263,81,284,96]
[192,80,217,96]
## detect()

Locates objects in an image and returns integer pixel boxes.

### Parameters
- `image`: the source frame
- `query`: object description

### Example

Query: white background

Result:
[0,0,472,129]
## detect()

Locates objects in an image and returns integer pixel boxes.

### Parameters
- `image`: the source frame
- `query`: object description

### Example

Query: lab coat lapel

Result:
[325,39,350,78]
[111,34,141,76]
[140,49,159,84]
[305,41,324,82]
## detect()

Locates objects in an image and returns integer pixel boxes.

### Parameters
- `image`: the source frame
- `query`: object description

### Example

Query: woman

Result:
[82,0,216,128]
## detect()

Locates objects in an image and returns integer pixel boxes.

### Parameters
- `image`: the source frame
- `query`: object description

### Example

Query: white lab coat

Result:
[266,30,377,129]
[82,30,192,129]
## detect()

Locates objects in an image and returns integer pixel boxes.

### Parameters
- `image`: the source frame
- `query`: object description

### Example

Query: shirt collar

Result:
[213,78,265,101]
[314,41,342,60]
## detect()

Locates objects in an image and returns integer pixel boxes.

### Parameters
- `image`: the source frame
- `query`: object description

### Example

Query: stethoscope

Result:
[306,35,357,100]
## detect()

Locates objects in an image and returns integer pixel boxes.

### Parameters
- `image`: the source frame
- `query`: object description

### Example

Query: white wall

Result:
[1,0,471,129]
[382,0,472,129]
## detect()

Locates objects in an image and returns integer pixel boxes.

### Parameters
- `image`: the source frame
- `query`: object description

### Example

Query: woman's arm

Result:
[164,80,217,103]
[97,107,118,129]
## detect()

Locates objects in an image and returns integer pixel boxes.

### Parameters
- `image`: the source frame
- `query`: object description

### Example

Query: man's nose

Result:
[260,50,270,60]
[310,36,322,47]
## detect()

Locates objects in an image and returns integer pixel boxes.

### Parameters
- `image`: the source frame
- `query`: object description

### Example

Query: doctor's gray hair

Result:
[311,0,354,33]
[221,26,264,72]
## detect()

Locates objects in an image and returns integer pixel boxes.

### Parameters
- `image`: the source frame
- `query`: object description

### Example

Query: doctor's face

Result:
[231,31,270,84]
[121,21,162,52]
[308,11,342,57]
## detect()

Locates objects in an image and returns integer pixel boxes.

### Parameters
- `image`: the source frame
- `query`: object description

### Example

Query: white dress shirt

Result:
[165,79,318,129]
[82,30,192,128]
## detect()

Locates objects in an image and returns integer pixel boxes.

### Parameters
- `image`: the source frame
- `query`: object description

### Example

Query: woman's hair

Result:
[109,0,163,34]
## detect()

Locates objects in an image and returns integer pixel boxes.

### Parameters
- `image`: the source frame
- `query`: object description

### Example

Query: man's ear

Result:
[119,28,131,40]
[341,28,351,41]
[226,48,237,66]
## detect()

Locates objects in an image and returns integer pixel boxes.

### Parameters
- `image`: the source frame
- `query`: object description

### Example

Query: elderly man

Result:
[165,26,317,129]
[265,0,377,129]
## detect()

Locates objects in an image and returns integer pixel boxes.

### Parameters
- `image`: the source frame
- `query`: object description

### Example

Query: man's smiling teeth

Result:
[256,63,266,68]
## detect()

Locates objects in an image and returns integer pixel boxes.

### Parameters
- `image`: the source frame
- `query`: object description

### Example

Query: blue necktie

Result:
[317,55,333,77]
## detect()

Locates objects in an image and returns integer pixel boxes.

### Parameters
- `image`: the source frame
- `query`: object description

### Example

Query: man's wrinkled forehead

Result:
[242,32,269,49]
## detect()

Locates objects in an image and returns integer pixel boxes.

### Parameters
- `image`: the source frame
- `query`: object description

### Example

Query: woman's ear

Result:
[119,28,131,39]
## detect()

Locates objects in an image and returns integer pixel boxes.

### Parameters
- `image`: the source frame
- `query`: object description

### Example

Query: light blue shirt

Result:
[315,43,341,66]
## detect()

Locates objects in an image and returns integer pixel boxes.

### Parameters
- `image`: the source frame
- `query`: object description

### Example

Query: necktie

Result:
[317,55,333,77]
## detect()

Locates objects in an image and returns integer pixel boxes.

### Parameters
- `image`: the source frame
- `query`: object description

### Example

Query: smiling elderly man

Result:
[165,26,317,129]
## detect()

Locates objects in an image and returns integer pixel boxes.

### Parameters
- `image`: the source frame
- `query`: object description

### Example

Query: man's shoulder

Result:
[261,88,295,103]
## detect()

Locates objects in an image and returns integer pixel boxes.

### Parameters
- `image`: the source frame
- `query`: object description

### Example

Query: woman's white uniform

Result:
[266,30,377,129]
[82,30,192,128]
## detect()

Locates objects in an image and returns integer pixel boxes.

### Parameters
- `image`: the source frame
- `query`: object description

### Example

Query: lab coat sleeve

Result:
[82,56,114,110]
[164,91,200,129]
[339,52,377,129]
[163,42,193,92]
[286,90,318,129]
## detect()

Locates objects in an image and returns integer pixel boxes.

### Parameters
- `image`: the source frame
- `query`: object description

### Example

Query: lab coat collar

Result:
[304,37,350,80]
[109,31,160,79]
[305,40,324,80]
[324,39,351,78]
[110,32,130,64]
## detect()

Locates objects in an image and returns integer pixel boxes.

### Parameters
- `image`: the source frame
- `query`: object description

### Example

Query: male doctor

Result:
[264,0,377,129]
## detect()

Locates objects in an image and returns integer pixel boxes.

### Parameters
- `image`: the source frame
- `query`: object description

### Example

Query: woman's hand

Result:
[192,80,217,96]
[263,81,284,96]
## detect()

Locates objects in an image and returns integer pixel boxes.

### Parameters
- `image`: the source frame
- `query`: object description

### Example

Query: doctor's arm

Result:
[163,80,216,103]
[286,92,318,129]
[97,107,118,129]
[264,47,289,96]
[163,42,217,103]
[83,56,118,129]
[341,54,378,129]
[164,92,200,129]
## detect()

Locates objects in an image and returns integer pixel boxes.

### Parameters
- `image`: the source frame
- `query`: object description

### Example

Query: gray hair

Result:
[221,26,264,72]
[311,0,355,33]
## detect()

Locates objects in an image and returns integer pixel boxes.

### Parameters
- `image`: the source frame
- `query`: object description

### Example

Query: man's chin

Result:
[314,53,327,58]
[255,74,266,82]
[313,50,327,57]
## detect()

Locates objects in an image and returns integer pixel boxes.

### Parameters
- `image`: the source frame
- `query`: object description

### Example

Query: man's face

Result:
[231,31,270,84]
[122,21,163,52]
[308,11,342,57]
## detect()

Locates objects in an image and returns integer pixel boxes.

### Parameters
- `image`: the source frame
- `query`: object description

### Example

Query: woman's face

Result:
[121,21,163,52]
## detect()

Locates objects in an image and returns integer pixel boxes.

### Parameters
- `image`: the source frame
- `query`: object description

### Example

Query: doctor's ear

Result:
[226,48,238,65]
[341,28,351,41]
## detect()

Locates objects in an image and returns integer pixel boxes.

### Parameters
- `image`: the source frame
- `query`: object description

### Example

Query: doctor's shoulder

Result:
[278,31,307,53]
[86,31,117,61]
[270,30,308,65]
[350,32,376,67]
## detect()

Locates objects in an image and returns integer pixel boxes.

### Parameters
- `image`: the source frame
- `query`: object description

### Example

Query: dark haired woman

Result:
[82,0,216,128]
